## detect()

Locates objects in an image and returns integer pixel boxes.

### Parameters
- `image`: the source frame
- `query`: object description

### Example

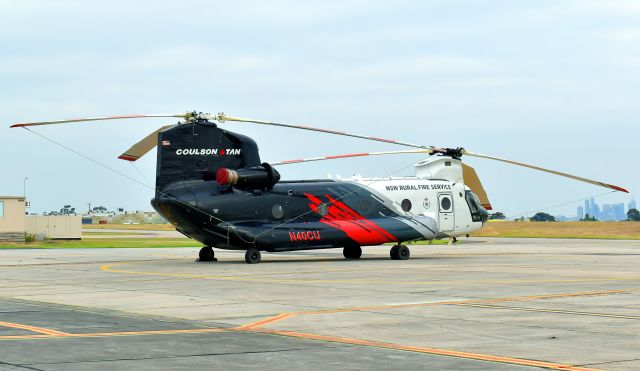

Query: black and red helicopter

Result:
[11,112,628,264]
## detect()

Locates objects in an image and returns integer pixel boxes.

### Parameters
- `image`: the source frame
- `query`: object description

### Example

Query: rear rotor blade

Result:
[462,163,492,210]
[218,114,433,150]
[270,149,434,166]
[10,114,188,128]
[118,125,175,162]
[463,150,629,193]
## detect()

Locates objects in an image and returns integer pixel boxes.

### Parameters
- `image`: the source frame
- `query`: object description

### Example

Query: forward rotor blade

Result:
[218,114,432,150]
[118,125,174,162]
[463,150,629,193]
[461,163,492,210]
[10,114,188,128]
[270,149,434,166]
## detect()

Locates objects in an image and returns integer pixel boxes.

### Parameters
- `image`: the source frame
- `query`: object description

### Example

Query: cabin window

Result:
[401,199,412,212]
[272,204,284,219]
[440,197,451,211]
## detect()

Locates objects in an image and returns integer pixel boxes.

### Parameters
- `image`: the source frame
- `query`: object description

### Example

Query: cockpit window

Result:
[465,190,483,222]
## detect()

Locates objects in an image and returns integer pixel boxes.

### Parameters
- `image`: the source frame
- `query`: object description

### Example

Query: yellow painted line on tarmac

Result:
[246,328,601,371]
[235,289,629,328]
[231,290,624,369]
[305,290,631,315]
[100,261,404,279]
[236,313,297,330]
[0,327,228,340]
[0,321,70,336]
[454,303,640,320]
[99,262,640,285]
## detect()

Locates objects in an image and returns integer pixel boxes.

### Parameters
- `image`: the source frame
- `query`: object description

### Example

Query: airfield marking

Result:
[0,326,601,371]
[4,257,628,367]
[244,328,600,371]
[236,313,297,330]
[236,289,629,325]
[454,303,640,320]
[0,327,229,341]
[230,290,627,370]
[0,290,625,369]
[286,289,631,315]
[0,321,70,336]
[100,261,640,285]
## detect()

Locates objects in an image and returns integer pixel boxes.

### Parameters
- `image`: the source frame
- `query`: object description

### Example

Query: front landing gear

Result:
[245,247,261,264]
[390,244,410,260]
[343,245,362,260]
[198,246,217,262]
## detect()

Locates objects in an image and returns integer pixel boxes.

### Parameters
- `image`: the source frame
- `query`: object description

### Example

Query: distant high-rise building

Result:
[613,203,626,221]
[577,206,584,220]
[629,199,637,211]
[584,200,590,217]
[590,198,600,219]
[602,204,612,221]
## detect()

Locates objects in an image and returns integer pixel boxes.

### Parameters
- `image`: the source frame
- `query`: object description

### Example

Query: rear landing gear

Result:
[343,245,362,260]
[198,246,217,262]
[390,244,410,260]
[245,247,261,264]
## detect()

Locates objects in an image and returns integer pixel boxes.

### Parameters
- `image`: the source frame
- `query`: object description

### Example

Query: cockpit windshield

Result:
[465,190,487,222]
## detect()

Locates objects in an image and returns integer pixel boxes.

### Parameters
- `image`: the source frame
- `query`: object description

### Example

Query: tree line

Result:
[489,208,640,222]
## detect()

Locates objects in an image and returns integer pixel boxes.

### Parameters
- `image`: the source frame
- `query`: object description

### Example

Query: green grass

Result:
[83,224,176,231]
[82,231,153,236]
[0,238,201,249]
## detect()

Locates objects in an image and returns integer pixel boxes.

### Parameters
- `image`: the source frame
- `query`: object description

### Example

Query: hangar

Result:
[0,196,26,242]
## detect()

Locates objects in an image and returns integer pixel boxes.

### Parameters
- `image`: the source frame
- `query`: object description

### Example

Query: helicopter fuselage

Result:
[152,176,489,252]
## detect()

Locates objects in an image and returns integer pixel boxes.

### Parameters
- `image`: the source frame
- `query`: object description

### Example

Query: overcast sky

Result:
[1,0,637,218]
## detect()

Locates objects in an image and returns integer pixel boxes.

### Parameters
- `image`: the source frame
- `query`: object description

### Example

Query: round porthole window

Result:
[272,204,284,219]
[401,199,412,212]
[440,197,452,211]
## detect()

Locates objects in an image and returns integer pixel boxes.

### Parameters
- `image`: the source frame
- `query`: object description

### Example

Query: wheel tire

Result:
[245,248,261,264]
[390,245,400,260]
[198,246,215,262]
[343,245,362,259]
[398,245,410,260]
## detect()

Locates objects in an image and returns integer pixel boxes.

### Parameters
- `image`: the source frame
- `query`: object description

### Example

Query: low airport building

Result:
[0,196,26,242]
[26,215,82,240]
[82,211,167,225]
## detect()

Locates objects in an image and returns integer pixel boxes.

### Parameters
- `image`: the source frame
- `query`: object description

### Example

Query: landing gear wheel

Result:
[198,246,216,262]
[245,248,261,264]
[343,245,362,260]
[390,245,410,260]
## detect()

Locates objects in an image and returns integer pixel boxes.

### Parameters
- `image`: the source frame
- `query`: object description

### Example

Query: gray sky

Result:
[1,0,637,218]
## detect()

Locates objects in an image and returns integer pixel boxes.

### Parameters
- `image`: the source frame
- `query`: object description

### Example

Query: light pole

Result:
[23,177,28,198]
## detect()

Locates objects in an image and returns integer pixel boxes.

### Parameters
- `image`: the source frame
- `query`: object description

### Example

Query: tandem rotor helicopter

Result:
[11,112,628,264]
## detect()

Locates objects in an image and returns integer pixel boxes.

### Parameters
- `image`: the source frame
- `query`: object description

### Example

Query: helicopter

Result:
[11,112,628,264]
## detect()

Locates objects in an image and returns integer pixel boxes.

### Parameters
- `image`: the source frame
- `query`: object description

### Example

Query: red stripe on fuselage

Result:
[304,193,396,245]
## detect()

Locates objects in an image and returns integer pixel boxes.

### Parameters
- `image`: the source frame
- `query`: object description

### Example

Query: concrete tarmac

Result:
[0,238,638,370]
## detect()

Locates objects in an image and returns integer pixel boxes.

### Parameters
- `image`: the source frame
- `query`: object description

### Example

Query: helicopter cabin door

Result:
[438,193,454,231]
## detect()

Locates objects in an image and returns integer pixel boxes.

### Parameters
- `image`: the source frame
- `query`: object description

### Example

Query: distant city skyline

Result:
[575,198,635,221]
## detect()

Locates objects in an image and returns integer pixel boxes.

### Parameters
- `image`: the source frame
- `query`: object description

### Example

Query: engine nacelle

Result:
[216,163,280,190]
